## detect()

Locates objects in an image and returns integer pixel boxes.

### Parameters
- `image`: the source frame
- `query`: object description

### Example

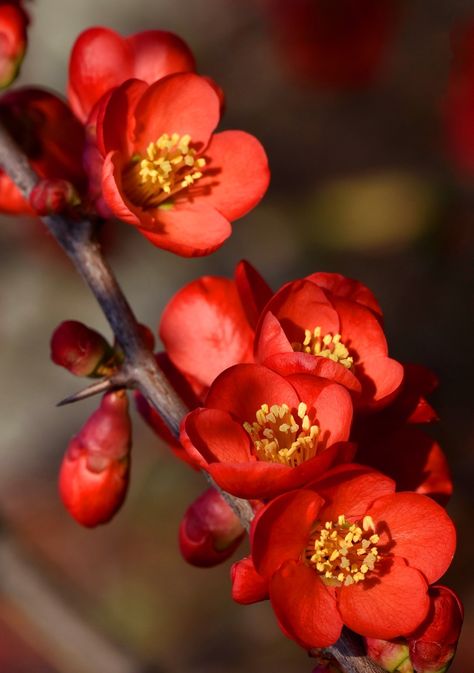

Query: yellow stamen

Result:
[306,514,380,586]
[124,133,206,208]
[243,402,320,468]
[292,326,353,369]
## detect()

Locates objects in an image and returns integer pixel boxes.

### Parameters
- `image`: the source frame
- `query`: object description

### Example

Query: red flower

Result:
[234,466,456,648]
[180,364,354,499]
[0,87,87,214]
[68,27,196,123]
[256,273,403,408]
[96,74,269,256]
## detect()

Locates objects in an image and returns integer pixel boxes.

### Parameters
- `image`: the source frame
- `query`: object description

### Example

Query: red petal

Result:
[139,200,232,256]
[128,30,195,83]
[257,280,338,345]
[264,351,361,393]
[132,73,220,153]
[357,353,405,408]
[287,374,353,446]
[199,130,270,220]
[68,27,132,123]
[98,78,148,156]
[231,557,269,604]
[160,275,254,388]
[333,296,388,358]
[101,151,141,225]
[270,560,343,648]
[183,408,252,466]
[256,311,293,361]
[234,259,273,329]
[338,557,430,639]
[367,492,456,583]
[205,364,300,424]
[252,490,323,577]
[207,441,354,500]
[307,272,383,318]
[309,465,395,521]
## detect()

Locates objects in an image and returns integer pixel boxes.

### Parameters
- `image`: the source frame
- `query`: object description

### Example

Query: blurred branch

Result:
[0,123,383,673]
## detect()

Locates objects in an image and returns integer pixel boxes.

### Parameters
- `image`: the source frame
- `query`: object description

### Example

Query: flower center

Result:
[306,514,380,586]
[292,326,353,369]
[124,133,206,208]
[243,402,320,467]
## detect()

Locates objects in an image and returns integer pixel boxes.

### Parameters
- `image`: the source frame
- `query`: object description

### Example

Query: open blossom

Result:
[255,272,403,408]
[96,73,269,256]
[180,364,354,499]
[232,466,456,648]
[68,26,196,123]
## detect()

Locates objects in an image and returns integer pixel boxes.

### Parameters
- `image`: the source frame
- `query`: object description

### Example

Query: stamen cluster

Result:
[243,402,320,467]
[293,326,353,369]
[307,514,379,586]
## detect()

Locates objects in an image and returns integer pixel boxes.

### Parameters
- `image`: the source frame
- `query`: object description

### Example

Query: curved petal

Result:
[257,280,338,345]
[264,351,361,393]
[205,364,300,424]
[133,73,220,153]
[252,490,323,577]
[333,297,389,358]
[367,493,456,584]
[207,441,354,500]
[160,275,254,388]
[287,375,353,447]
[231,556,269,604]
[68,27,133,122]
[101,151,141,225]
[309,465,395,522]
[139,200,231,257]
[270,560,343,648]
[234,259,273,329]
[199,130,270,220]
[307,272,383,318]
[256,311,293,361]
[128,30,195,83]
[338,557,430,639]
[183,408,252,465]
[0,171,31,213]
[98,78,148,156]
[357,353,405,408]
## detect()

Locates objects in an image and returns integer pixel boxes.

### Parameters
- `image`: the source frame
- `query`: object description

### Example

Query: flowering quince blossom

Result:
[68,26,196,124]
[180,363,354,499]
[95,73,270,256]
[0,0,29,90]
[255,273,404,409]
[231,465,456,648]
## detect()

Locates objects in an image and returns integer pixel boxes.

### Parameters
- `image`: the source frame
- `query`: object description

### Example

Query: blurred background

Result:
[0,0,472,671]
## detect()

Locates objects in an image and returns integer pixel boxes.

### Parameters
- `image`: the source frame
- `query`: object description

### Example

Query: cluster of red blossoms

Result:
[0,13,463,673]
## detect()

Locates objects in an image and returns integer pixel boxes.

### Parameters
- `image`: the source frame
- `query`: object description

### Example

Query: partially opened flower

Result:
[97,74,269,256]
[68,26,196,123]
[235,466,456,648]
[180,364,354,499]
[256,274,403,408]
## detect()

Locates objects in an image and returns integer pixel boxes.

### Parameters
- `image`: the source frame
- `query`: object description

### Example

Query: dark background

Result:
[0,1,472,671]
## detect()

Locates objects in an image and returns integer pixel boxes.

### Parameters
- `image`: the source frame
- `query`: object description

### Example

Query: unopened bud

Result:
[0,1,29,89]
[137,323,155,351]
[365,638,413,672]
[179,488,245,567]
[59,391,132,527]
[51,320,113,377]
[30,178,80,216]
[408,585,463,673]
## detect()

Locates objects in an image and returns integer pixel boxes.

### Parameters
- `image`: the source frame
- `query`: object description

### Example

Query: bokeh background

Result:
[0,0,472,671]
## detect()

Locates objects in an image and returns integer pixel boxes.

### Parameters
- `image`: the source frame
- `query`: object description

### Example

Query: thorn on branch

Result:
[56,372,131,407]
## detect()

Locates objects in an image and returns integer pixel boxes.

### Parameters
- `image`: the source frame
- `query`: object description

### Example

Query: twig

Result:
[0,122,385,673]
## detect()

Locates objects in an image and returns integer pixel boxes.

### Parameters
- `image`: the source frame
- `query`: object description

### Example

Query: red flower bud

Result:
[179,488,245,567]
[137,323,155,351]
[30,178,80,216]
[0,1,29,89]
[408,585,463,673]
[59,391,132,527]
[365,638,412,672]
[50,320,113,377]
